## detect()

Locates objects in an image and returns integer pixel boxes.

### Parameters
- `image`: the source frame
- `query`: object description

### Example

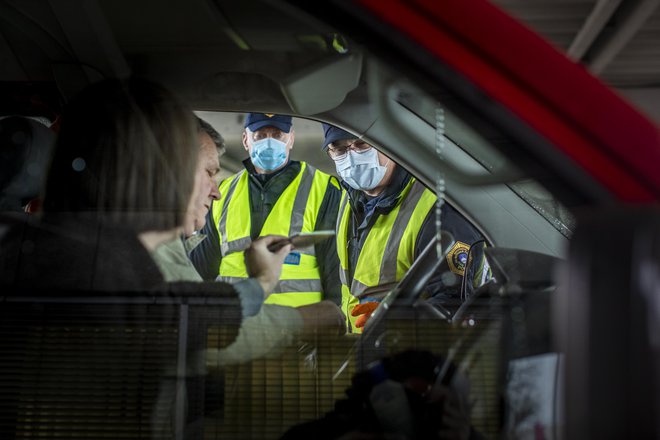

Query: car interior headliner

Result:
[0,0,346,112]
[3,0,638,256]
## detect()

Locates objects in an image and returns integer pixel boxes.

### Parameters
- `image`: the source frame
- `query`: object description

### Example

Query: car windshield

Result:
[1,0,658,439]
[394,91,576,238]
[509,181,575,237]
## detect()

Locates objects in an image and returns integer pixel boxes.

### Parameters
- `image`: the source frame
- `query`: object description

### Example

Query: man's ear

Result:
[242,130,249,151]
[287,129,295,150]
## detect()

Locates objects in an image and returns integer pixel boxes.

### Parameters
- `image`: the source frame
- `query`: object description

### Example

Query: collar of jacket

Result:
[184,233,207,255]
[242,158,299,181]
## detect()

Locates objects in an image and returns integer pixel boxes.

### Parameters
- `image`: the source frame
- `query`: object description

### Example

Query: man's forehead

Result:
[248,125,288,134]
[199,133,220,164]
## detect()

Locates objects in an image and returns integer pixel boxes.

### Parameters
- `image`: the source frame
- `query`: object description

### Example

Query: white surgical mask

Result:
[335,148,388,191]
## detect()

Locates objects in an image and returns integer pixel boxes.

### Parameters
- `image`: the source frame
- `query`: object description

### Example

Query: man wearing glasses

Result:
[322,123,483,333]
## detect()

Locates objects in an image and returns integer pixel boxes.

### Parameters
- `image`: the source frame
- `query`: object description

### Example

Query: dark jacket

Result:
[191,159,343,305]
[342,166,484,305]
[0,214,252,440]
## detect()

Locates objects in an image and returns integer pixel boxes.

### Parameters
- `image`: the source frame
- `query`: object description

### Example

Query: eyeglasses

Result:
[326,139,372,160]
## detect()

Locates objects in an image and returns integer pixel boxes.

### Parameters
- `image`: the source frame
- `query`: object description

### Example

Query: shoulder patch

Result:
[446,241,470,276]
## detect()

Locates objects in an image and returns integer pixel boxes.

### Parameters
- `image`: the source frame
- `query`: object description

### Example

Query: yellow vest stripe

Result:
[219,276,322,296]
[288,163,317,237]
[382,181,430,281]
[215,171,248,256]
[264,292,323,307]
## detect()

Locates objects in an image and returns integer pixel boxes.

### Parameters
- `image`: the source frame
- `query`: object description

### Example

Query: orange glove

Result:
[351,302,380,328]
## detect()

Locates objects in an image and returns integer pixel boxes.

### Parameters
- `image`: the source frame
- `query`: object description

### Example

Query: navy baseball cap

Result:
[322,123,355,149]
[244,113,292,133]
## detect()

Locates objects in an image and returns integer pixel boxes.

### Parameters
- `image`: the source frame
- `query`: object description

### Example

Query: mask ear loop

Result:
[283,132,294,149]
[372,148,390,189]
[379,155,391,168]
[374,146,391,171]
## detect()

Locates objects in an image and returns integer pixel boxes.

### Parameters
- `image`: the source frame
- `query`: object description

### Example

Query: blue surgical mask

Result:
[250,138,288,172]
[335,148,388,191]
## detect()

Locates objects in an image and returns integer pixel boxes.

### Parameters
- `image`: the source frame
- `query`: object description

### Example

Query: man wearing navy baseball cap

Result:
[321,123,484,333]
[244,113,293,133]
[241,113,293,173]
[191,113,343,309]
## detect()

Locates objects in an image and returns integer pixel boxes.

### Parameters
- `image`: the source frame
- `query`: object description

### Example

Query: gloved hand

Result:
[351,301,380,328]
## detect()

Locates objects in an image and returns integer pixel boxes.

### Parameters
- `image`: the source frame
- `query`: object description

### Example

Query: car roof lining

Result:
[0,0,573,256]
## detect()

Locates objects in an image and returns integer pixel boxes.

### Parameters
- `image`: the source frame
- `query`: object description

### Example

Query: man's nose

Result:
[210,183,221,200]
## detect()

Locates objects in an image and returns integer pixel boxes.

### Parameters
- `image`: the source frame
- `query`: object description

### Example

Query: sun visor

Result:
[280,53,362,115]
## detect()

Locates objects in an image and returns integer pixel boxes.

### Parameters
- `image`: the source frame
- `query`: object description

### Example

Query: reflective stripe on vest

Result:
[337,179,437,331]
[212,162,332,307]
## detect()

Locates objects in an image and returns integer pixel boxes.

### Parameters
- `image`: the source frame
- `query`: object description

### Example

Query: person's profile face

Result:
[184,132,221,236]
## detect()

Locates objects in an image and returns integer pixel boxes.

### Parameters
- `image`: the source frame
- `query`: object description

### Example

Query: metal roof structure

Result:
[493,0,660,120]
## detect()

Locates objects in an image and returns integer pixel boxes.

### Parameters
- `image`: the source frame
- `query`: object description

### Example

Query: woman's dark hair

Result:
[43,78,197,232]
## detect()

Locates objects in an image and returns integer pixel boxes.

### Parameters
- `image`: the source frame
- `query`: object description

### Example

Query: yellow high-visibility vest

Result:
[337,178,437,331]
[212,162,337,307]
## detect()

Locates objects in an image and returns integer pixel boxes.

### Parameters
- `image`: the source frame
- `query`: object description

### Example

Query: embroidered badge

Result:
[446,241,470,276]
[283,251,301,265]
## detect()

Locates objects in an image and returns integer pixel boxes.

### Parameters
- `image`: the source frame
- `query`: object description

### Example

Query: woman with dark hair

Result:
[0,77,288,307]
[43,77,197,234]
[0,78,303,440]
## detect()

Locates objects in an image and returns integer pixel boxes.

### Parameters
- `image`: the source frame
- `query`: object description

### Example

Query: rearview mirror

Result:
[460,240,490,301]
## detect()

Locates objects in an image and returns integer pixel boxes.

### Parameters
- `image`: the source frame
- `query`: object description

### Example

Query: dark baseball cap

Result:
[244,113,292,133]
[322,123,355,149]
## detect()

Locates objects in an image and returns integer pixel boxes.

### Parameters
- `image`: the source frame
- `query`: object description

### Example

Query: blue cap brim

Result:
[322,124,355,149]
[246,120,291,133]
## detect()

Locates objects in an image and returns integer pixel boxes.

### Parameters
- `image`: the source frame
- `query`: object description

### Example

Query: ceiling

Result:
[491,0,660,122]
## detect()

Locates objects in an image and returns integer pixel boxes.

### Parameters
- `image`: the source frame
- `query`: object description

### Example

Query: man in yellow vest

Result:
[191,114,342,308]
[322,124,484,332]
